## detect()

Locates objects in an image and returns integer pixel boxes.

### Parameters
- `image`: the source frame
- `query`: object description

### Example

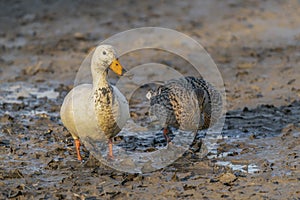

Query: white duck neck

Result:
[91,64,110,91]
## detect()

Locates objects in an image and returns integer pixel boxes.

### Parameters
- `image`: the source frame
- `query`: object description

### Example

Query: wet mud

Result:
[1,0,300,199]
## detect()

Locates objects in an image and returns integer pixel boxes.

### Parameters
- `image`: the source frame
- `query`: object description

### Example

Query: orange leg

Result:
[163,127,171,143]
[75,139,83,161]
[108,138,114,159]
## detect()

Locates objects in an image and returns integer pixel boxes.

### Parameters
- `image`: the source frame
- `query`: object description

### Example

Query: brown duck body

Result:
[148,76,222,132]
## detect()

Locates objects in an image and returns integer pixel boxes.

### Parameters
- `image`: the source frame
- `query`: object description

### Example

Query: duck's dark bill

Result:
[109,59,125,76]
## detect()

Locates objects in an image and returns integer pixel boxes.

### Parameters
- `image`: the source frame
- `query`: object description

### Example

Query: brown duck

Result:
[147,76,222,142]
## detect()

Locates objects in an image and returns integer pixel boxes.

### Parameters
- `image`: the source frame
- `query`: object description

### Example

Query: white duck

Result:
[60,45,129,160]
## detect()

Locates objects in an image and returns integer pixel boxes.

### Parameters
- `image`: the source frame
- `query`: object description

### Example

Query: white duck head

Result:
[91,45,125,77]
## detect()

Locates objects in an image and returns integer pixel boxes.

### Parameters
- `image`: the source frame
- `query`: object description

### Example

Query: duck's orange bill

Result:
[109,59,124,76]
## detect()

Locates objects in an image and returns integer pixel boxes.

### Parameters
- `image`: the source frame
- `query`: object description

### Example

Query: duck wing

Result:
[60,84,101,140]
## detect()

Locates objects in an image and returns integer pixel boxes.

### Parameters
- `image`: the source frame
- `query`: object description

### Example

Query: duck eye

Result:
[102,51,106,55]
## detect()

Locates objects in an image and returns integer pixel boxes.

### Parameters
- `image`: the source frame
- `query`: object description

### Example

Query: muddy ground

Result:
[0,0,300,199]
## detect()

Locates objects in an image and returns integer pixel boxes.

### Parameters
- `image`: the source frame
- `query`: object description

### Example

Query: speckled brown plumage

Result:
[148,76,222,133]
[94,85,121,139]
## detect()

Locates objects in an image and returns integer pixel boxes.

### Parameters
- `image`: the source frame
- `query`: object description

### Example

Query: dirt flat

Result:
[0,0,300,199]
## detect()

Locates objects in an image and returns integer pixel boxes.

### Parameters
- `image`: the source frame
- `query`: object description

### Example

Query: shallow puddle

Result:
[0,82,59,104]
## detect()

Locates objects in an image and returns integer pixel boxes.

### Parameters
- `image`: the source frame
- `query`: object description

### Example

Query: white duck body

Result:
[60,45,129,160]
[60,84,129,141]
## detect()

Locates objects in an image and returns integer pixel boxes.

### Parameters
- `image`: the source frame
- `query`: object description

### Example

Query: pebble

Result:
[237,62,255,69]
[73,32,86,40]
[219,172,237,185]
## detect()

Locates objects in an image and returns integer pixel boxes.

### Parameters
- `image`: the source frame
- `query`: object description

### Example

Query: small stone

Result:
[237,62,254,69]
[74,32,86,40]
[23,14,36,21]
[249,134,257,140]
[219,172,237,185]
